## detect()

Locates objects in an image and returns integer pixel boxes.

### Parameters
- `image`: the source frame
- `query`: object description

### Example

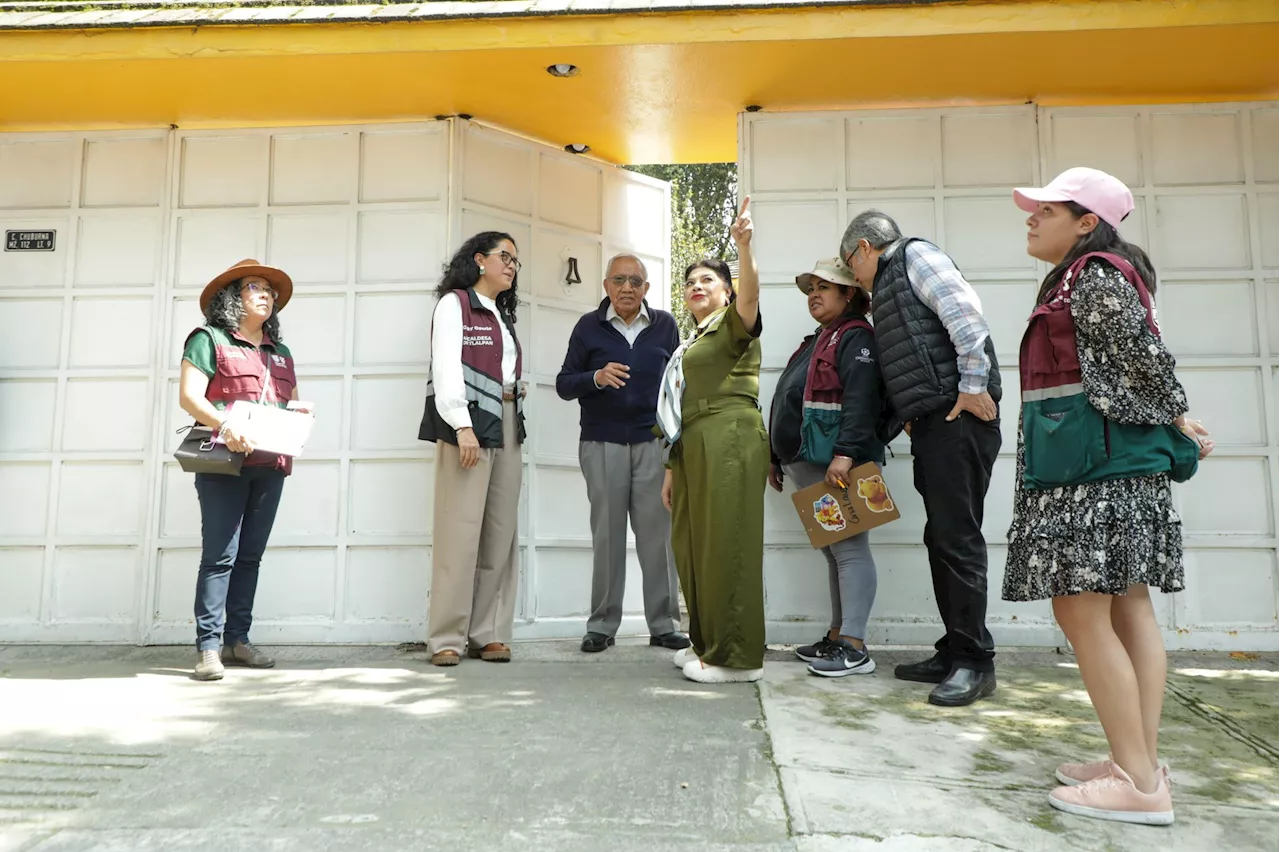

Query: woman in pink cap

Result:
[1004,168,1214,825]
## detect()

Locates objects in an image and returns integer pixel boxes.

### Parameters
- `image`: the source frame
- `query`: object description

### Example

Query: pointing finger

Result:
[739,196,750,217]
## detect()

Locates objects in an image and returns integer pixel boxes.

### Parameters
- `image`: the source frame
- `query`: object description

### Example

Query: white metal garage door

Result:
[741,102,1278,651]
[0,119,671,644]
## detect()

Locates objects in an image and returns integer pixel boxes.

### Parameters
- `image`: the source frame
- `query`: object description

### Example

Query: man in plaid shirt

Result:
[840,210,1003,708]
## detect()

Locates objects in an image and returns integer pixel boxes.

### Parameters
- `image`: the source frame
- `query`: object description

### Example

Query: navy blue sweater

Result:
[556,298,680,444]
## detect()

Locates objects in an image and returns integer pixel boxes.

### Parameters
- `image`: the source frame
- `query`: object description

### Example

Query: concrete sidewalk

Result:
[0,642,1275,852]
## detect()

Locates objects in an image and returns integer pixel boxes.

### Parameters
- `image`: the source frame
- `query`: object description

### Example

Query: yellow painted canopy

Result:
[1,0,1276,163]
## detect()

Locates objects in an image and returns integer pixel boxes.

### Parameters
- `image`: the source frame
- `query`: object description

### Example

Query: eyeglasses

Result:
[242,282,279,300]
[607,274,646,289]
[484,250,522,272]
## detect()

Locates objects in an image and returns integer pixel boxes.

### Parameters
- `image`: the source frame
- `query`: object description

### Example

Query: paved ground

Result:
[0,642,1275,851]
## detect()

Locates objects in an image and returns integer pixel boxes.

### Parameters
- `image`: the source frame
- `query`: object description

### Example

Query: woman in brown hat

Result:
[178,259,300,681]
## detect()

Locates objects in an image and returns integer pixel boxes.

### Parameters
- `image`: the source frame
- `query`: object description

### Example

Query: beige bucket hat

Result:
[795,257,858,294]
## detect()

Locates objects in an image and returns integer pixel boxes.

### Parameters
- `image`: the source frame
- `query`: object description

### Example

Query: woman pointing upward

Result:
[659,197,769,684]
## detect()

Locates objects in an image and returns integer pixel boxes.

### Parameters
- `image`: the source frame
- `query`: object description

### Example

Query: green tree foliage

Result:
[626,163,738,335]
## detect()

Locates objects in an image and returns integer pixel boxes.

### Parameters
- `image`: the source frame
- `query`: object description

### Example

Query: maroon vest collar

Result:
[1019,252,1157,397]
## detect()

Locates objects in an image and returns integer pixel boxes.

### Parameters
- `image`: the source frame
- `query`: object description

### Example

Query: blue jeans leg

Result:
[193,468,286,651]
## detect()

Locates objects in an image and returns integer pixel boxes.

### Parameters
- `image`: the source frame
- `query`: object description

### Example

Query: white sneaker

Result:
[682,660,763,684]
[193,649,224,681]
[673,647,699,669]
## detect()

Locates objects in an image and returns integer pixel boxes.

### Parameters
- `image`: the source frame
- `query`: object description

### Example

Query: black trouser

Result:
[910,408,1001,672]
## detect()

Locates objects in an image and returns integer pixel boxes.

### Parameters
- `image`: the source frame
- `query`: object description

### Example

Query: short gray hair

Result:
[605,253,648,281]
[840,210,902,259]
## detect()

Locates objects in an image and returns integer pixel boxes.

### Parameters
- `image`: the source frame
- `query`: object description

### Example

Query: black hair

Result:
[683,258,736,303]
[204,281,283,343]
[437,231,520,325]
[839,284,872,319]
[1037,201,1157,305]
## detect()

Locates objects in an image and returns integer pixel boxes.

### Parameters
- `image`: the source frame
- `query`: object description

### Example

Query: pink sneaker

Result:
[1054,758,1111,786]
[1049,762,1174,826]
[1056,757,1171,787]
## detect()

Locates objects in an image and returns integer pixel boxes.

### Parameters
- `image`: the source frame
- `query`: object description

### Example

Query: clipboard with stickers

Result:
[790,461,901,548]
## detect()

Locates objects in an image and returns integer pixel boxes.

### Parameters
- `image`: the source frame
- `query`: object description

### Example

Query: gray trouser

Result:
[579,439,680,637]
[784,461,878,641]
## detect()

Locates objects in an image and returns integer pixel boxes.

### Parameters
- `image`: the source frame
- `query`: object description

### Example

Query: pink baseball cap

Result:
[1013,167,1134,229]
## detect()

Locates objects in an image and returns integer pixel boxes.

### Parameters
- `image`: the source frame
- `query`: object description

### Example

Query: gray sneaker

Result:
[194,649,225,681]
[222,641,276,668]
[807,640,876,678]
[796,636,838,663]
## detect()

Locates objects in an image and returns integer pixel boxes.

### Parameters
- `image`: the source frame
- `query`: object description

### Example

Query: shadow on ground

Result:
[0,643,787,852]
[0,644,1275,852]
[761,648,1278,852]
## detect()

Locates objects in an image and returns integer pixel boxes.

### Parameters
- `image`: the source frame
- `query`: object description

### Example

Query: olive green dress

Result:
[670,305,768,669]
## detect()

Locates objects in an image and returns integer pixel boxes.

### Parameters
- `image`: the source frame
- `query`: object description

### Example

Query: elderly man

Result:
[839,210,1002,707]
[556,254,689,653]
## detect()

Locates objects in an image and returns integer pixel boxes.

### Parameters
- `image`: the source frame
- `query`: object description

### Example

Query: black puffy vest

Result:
[870,238,1001,423]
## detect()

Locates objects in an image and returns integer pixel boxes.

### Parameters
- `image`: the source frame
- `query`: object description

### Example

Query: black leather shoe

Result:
[649,632,691,650]
[580,632,615,653]
[928,668,997,707]
[893,654,952,684]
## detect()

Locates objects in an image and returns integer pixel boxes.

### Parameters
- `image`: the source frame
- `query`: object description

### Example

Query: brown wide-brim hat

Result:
[200,259,294,313]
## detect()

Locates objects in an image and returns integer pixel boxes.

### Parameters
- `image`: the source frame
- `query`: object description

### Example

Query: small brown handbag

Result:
[174,425,245,476]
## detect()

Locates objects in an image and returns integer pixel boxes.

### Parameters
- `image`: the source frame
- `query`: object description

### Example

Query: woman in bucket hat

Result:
[1003,168,1215,825]
[767,258,889,679]
[178,259,301,681]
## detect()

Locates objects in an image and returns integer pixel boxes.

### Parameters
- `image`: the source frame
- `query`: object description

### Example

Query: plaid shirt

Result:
[903,241,992,395]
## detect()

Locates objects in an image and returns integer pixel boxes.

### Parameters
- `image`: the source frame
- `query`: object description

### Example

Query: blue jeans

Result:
[193,467,286,651]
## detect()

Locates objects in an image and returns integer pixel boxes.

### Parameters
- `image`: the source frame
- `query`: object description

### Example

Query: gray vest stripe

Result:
[1021,384,1083,402]
[461,364,504,400]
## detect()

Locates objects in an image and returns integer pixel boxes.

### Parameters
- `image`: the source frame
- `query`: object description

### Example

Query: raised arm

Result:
[731,196,759,331]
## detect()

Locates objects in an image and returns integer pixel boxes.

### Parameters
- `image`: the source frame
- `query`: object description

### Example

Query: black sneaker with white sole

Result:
[806,639,876,678]
[795,636,838,663]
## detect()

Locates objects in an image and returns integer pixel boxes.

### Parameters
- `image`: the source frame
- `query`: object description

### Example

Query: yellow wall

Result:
[1,0,1275,162]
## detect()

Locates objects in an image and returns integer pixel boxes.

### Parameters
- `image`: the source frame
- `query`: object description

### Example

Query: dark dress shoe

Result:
[893,654,952,684]
[581,632,615,653]
[928,668,997,707]
[649,632,691,650]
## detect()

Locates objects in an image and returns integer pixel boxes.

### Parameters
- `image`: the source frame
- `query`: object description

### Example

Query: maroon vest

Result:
[1020,252,1157,400]
[1017,253,1197,489]
[185,325,296,474]
[418,289,526,448]
[458,289,522,387]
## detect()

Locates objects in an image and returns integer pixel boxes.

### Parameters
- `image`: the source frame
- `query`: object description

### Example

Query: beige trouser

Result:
[428,401,523,655]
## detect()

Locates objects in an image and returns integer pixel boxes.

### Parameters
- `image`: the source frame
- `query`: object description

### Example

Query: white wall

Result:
[740,103,1279,651]
[0,119,671,644]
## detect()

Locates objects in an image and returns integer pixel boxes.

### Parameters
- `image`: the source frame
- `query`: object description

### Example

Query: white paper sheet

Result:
[219,401,316,457]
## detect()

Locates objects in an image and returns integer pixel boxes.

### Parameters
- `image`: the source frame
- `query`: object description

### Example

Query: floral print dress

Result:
[1003,259,1189,602]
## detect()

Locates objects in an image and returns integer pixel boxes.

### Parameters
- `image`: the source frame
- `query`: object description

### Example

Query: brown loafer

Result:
[430,650,461,667]
[468,643,511,663]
